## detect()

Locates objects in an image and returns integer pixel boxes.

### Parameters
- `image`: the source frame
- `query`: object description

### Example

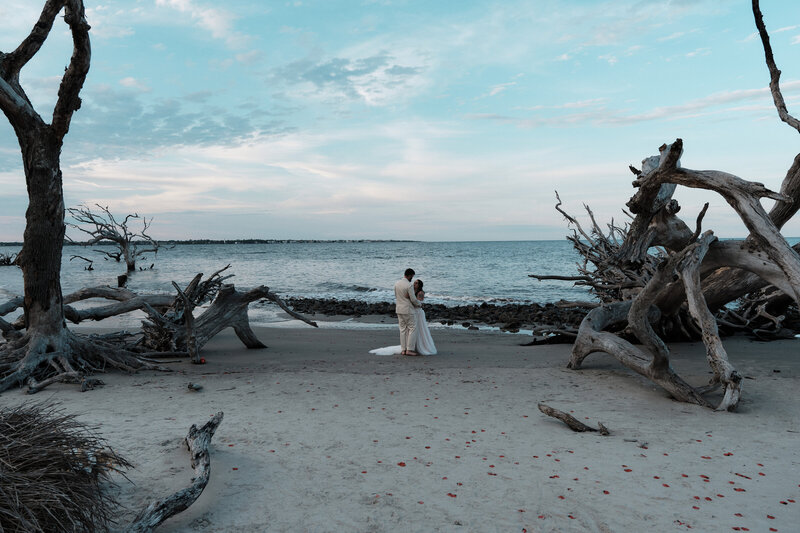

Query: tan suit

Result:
[394,277,421,352]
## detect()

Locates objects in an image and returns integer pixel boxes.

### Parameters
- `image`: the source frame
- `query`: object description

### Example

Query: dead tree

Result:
[67,203,161,272]
[0,1,159,395]
[532,1,800,411]
[0,252,18,266]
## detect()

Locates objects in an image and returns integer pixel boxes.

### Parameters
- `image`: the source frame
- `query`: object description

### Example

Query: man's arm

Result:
[407,283,422,308]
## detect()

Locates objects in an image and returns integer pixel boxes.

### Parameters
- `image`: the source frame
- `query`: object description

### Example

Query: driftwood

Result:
[537,403,609,435]
[127,412,223,533]
[559,139,800,411]
[551,141,798,411]
[529,2,800,410]
[0,251,18,266]
[69,254,94,270]
[1,270,316,393]
[67,204,162,272]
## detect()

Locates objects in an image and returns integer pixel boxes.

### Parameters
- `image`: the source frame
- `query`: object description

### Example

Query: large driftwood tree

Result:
[537,0,799,411]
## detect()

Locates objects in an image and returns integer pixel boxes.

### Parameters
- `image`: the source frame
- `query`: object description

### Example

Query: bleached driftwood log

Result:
[127,412,223,533]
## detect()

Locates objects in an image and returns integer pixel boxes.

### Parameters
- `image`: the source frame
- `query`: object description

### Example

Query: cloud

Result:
[467,80,800,128]
[119,77,150,92]
[85,5,135,39]
[155,0,252,48]
[236,50,265,65]
[685,47,710,58]
[521,98,609,111]
[487,82,517,97]
[270,52,427,106]
[53,85,291,163]
[598,54,618,65]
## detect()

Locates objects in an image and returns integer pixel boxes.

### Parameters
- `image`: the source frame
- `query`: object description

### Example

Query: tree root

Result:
[0,329,164,394]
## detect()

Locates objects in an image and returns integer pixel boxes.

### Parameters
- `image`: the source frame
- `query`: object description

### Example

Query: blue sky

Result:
[1,0,799,241]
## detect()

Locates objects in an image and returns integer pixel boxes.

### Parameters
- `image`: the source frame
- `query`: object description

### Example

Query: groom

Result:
[394,268,422,356]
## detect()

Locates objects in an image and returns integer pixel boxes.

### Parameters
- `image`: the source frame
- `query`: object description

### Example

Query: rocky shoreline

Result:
[285,297,595,334]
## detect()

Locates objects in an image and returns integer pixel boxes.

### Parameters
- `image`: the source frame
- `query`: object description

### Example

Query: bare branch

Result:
[51,0,91,141]
[752,0,800,133]
[690,202,710,242]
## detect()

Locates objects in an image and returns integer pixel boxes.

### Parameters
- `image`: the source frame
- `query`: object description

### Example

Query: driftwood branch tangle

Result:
[127,412,224,532]
[566,138,800,410]
[67,204,161,272]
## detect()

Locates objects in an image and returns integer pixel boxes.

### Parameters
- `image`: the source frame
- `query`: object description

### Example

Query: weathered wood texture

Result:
[127,412,224,533]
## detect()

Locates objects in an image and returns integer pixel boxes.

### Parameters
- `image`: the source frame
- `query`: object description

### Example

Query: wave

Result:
[315,281,380,293]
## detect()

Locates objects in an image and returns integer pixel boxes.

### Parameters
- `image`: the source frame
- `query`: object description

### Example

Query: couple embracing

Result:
[370,268,437,356]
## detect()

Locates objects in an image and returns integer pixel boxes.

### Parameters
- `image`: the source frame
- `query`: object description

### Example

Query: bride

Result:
[371,279,437,356]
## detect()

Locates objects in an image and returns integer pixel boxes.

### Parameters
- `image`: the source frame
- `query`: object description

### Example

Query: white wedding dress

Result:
[370,306,437,356]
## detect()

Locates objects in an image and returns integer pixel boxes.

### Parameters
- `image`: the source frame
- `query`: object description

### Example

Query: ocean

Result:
[0,241,589,328]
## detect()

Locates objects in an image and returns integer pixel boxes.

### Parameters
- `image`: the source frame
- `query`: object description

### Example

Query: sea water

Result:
[0,241,589,328]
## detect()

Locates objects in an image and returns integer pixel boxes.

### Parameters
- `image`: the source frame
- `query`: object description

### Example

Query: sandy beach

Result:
[2,322,798,532]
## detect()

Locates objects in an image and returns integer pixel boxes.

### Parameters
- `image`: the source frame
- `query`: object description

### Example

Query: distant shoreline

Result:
[2,237,797,246]
[0,239,419,246]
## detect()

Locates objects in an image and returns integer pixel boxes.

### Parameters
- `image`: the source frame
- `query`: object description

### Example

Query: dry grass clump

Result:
[0,403,130,533]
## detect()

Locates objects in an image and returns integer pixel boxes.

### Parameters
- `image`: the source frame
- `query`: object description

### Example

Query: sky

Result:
[0,0,799,241]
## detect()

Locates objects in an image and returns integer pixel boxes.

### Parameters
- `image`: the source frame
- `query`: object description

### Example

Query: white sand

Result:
[3,325,798,532]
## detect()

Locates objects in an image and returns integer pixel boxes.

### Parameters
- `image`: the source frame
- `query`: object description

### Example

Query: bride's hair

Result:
[415,279,423,293]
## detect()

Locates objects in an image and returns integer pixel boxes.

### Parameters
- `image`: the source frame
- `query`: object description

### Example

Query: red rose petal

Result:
[397,462,406,467]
